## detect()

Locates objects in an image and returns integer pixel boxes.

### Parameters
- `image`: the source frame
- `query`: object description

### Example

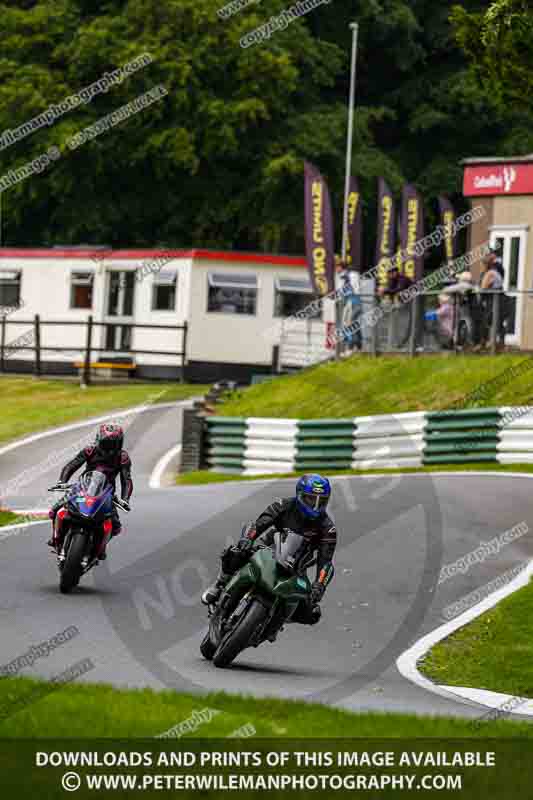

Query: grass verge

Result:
[176,462,533,486]
[0,377,208,445]
[1,676,532,738]
[0,510,23,527]
[420,575,533,699]
[217,354,533,419]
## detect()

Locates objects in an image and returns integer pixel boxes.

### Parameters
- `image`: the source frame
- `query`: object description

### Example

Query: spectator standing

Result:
[442,271,477,349]
[487,245,505,280]
[339,269,362,354]
[436,293,454,349]
[376,265,415,351]
[480,255,505,350]
[378,265,413,301]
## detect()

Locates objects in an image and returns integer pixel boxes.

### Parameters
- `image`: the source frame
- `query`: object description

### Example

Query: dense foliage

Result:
[452,0,533,109]
[0,0,531,254]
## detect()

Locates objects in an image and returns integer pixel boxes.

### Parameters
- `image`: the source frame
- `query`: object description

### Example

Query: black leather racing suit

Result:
[220,497,337,625]
[50,446,133,541]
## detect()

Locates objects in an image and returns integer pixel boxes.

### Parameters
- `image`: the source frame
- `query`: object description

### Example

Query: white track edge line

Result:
[11,508,49,515]
[149,445,183,490]
[0,399,197,459]
[396,471,533,716]
[0,520,48,534]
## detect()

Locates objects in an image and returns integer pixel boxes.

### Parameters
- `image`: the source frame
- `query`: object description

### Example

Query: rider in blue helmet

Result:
[295,474,332,519]
[202,474,336,626]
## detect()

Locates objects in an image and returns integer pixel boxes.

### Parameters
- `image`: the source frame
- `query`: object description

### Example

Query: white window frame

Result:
[0,270,22,308]
[273,276,320,319]
[207,272,258,315]
[69,270,94,310]
[152,270,178,311]
[489,226,528,347]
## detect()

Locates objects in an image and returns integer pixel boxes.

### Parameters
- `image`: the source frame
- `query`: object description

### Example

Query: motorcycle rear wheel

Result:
[59,532,86,594]
[213,599,268,668]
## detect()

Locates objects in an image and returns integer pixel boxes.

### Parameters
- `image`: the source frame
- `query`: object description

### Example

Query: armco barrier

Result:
[203,406,533,474]
[423,407,501,465]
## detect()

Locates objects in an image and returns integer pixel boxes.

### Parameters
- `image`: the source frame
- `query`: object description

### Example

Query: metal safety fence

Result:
[278,290,530,370]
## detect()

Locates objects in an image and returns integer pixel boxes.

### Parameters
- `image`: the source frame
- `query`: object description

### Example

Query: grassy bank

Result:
[1,675,532,738]
[420,575,533,699]
[0,377,208,445]
[217,354,533,419]
[176,462,533,486]
[0,510,23,527]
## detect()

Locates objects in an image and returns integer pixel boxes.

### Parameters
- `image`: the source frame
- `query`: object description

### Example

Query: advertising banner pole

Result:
[338,22,360,359]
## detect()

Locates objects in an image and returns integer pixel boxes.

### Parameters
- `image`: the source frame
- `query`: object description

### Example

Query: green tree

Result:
[451,0,533,109]
[0,0,531,254]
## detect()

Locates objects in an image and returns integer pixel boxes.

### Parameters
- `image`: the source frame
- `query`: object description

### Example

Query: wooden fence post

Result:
[0,316,5,372]
[82,315,93,387]
[34,314,41,377]
[180,320,188,383]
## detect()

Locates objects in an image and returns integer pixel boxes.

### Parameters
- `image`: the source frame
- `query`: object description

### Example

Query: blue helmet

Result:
[296,474,331,519]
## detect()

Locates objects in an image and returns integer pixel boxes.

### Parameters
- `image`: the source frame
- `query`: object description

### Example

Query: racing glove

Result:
[237,523,257,552]
[311,581,326,605]
[237,537,255,554]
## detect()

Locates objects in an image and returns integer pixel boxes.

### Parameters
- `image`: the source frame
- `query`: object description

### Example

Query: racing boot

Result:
[98,514,122,562]
[47,509,56,549]
[201,570,232,606]
[47,508,65,551]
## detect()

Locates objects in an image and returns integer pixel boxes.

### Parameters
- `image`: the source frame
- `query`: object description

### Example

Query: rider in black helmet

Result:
[47,423,133,559]
[202,474,336,625]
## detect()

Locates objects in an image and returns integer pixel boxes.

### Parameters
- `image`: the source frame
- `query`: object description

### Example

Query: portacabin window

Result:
[207,272,257,315]
[152,270,177,311]
[0,270,22,308]
[274,277,320,318]
[70,271,94,309]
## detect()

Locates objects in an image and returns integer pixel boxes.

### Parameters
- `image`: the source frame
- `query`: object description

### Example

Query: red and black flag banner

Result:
[400,183,425,281]
[346,176,362,272]
[304,161,336,297]
[438,195,457,262]
[375,177,395,289]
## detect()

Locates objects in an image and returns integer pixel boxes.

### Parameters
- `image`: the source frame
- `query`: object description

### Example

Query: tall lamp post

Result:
[336,21,359,360]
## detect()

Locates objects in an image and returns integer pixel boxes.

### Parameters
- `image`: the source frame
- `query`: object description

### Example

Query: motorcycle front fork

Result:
[53,517,66,565]
[56,532,99,573]
[261,600,286,643]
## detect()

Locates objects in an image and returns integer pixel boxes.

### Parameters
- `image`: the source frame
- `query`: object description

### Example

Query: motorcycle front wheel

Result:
[200,631,217,661]
[59,531,87,594]
[213,598,268,668]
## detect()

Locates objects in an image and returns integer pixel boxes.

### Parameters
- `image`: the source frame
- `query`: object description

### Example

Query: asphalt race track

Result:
[1,403,532,719]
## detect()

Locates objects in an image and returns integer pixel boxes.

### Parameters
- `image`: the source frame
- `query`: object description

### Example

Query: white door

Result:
[489,228,527,347]
[103,270,136,353]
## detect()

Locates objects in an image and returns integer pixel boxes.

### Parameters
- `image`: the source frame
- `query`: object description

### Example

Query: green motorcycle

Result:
[201,530,316,668]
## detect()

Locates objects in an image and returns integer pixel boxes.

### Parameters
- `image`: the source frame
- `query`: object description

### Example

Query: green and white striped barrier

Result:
[204,407,533,475]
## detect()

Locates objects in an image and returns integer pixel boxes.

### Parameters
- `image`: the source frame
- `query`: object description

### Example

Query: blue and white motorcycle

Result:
[48,471,129,594]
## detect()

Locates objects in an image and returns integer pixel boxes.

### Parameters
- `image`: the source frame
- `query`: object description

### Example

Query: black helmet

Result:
[96,423,124,454]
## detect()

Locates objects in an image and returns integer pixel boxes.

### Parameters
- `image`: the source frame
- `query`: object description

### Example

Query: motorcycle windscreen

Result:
[275,530,308,572]
[75,471,112,516]
[80,471,109,495]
